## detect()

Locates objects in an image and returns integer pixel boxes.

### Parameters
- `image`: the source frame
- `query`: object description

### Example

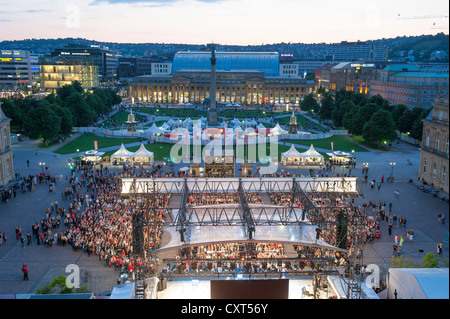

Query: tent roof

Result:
[167,118,175,124]
[110,283,135,299]
[389,268,449,299]
[271,123,288,134]
[257,123,267,129]
[281,144,304,158]
[146,123,164,134]
[302,144,324,158]
[133,144,154,157]
[111,144,134,157]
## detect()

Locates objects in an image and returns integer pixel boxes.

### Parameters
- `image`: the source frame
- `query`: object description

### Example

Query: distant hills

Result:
[0,33,448,61]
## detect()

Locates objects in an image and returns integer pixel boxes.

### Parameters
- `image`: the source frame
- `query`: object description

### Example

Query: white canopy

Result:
[388,268,449,299]
[146,123,164,134]
[220,121,228,127]
[281,144,304,158]
[271,123,288,135]
[257,123,267,129]
[302,144,324,158]
[167,118,175,125]
[161,122,170,130]
[111,144,133,158]
[250,119,257,126]
[231,118,241,125]
[199,116,207,122]
[132,143,154,160]
[110,282,135,299]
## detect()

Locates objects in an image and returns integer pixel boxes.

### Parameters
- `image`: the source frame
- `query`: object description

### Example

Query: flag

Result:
[94,140,98,151]
[331,141,334,151]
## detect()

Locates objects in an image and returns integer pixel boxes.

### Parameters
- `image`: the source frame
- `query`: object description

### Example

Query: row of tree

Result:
[1,81,121,143]
[300,89,431,145]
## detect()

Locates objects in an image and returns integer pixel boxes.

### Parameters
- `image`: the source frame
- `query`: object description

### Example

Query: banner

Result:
[94,140,98,151]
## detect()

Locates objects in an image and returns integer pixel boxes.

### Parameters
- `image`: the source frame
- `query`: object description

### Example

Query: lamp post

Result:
[390,162,396,182]
[363,163,369,176]
[39,162,45,173]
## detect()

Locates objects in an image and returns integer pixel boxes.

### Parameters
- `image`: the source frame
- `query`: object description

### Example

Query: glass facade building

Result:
[173,52,280,76]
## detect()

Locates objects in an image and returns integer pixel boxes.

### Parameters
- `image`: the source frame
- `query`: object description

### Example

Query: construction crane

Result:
[397,13,448,20]
[397,13,449,30]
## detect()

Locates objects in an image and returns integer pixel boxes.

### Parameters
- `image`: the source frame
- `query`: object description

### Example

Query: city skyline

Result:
[0,0,448,45]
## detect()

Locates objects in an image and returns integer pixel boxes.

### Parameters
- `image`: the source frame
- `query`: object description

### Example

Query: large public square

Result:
[0,118,448,298]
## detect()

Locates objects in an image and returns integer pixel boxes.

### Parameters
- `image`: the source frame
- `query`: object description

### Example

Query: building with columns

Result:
[128,70,313,105]
[127,50,313,105]
[418,98,449,195]
[0,101,14,187]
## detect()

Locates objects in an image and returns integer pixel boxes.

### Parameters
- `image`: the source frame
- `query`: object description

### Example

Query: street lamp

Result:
[39,162,45,173]
[363,163,369,176]
[390,162,396,179]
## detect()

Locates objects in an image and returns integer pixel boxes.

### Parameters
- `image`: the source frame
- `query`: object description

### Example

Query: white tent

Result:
[160,122,170,130]
[270,123,288,136]
[301,144,324,165]
[257,123,267,130]
[231,118,241,125]
[250,119,257,126]
[110,144,134,164]
[327,150,354,165]
[167,118,175,125]
[387,268,449,299]
[110,282,135,299]
[132,143,154,164]
[82,150,104,163]
[281,145,304,165]
[199,116,207,122]
[146,123,164,135]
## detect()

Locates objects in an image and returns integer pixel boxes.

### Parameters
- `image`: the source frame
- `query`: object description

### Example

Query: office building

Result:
[49,44,117,82]
[39,57,99,90]
[117,57,155,81]
[418,98,449,195]
[328,41,388,61]
[0,50,40,92]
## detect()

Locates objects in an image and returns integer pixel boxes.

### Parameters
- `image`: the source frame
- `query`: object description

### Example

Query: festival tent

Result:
[160,122,170,130]
[327,150,354,165]
[146,123,164,135]
[387,268,449,299]
[132,143,154,164]
[110,144,134,164]
[281,145,304,165]
[166,118,175,126]
[110,282,135,299]
[231,118,241,125]
[270,123,288,136]
[82,150,104,162]
[301,144,324,165]
[250,119,258,126]
[199,116,207,122]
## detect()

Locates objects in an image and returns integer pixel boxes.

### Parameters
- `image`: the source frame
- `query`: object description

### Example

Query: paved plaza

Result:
[0,135,448,297]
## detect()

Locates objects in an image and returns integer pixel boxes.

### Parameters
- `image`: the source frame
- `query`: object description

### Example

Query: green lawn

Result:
[285,135,368,152]
[54,133,143,155]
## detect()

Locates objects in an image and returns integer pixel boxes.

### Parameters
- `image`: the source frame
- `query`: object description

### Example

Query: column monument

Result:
[208,44,218,126]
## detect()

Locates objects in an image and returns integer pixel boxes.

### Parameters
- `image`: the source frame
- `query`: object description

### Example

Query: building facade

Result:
[128,70,313,105]
[117,57,155,81]
[0,102,14,187]
[418,98,449,195]
[369,65,449,108]
[327,41,388,61]
[50,44,117,82]
[0,50,40,93]
[39,57,100,89]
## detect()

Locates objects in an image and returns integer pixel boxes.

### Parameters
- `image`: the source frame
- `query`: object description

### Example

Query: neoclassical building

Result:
[0,102,14,187]
[418,98,449,194]
[128,70,313,105]
[127,51,313,105]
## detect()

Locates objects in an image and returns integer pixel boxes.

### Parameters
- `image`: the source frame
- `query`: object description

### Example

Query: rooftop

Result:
[391,72,449,78]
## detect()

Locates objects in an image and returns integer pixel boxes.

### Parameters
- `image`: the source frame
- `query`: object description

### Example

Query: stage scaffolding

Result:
[124,177,367,299]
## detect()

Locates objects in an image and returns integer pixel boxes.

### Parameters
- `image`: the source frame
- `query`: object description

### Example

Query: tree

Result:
[23,104,61,143]
[391,104,408,127]
[348,103,381,136]
[300,94,319,112]
[422,253,440,268]
[318,92,335,120]
[72,80,84,94]
[50,103,74,136]
[0,98,24,128]
[57,84,79,102]
[410,118,424,140]
[65,92,96,127]
[84,92,108,116]
[332,100,356,128]
[362,109,397,145]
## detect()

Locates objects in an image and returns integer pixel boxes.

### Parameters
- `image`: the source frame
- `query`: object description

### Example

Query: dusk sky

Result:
[0,0,448,44]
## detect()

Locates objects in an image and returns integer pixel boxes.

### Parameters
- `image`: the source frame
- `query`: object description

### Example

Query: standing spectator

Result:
[22,264,29,280]
[388,223,393,236]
